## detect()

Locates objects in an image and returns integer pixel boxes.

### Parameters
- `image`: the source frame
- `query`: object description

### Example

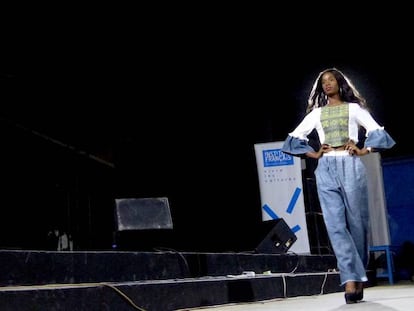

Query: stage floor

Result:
[177,281,414,311]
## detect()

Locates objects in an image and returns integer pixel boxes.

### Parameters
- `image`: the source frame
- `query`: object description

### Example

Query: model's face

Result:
[321,72,339,96]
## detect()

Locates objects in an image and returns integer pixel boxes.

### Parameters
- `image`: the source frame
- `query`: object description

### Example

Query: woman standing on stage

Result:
[282,67,395,304]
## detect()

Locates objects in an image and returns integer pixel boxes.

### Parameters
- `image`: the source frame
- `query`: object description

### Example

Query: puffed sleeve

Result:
[281,109,320,156]
[352,104,396,150]
[281,136,316,156]
[365,129,396,150]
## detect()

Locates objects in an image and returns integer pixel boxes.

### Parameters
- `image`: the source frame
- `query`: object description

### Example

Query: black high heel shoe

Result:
[345,287,364,304]
[345,292,359,304]
[356,286,364,301]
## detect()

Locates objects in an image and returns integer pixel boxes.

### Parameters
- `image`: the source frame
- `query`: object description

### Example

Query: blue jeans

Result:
[315,154,369,286]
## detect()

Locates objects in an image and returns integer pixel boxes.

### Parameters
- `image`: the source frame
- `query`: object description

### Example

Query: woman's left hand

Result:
[345,140,370,156]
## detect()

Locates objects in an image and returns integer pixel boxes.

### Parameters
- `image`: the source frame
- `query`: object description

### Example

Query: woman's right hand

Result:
[306,144,331,159]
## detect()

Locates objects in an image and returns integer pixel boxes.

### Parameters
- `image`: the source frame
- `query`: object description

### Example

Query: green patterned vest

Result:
[321,104,349,147]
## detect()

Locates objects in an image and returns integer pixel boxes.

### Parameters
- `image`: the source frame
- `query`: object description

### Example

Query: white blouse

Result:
[288,103,384,145]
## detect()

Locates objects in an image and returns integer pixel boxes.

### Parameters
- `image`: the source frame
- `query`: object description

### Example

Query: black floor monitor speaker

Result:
[115,197,173,231]
[255,218,297,254]
[114,197,174,251]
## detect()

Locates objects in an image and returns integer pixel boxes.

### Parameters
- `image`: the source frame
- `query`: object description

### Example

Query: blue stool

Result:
[369,245,395,285]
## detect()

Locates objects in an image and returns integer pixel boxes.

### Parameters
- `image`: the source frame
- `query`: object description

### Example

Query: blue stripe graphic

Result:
[286,187,301,214]
[291,224,301,233]
[262,204,279,219]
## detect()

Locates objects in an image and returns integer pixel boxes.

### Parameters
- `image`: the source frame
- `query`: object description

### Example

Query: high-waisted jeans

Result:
[314,153,369,286]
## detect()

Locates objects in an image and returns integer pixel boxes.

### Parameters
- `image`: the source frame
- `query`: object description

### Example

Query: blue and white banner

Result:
[254,141,310,254]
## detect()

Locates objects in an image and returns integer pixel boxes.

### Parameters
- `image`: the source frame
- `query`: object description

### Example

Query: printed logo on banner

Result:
[262,149,293,167]
[262,149,297,184]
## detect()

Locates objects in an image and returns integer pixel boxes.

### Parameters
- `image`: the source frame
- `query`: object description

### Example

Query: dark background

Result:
[0,10,411,252]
